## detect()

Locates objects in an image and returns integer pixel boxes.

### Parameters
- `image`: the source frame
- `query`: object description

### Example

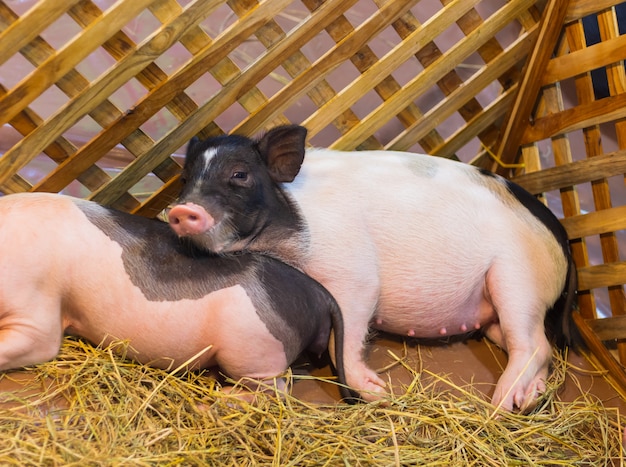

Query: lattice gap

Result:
[308,123,341,148]
[153,41,193,75]
[183,71,219,106]
[213,100,249,135]
[106,77,149,113]
[200,2,240,34]
[390,55,422,88]
[29,85,69,120]
[121,8,161,43]
[273,2,309,32]
[343,0,379,25]
[298,28,335,63]
[432,22,466,54]
[39,12,82,49]
[370,116,402,148]
[493,12,523,45]
[0,54,33,89]
[18,154,57,186]
[63,113,101,144]
[140,106,178,141]
[413,84,446,116]
[129,171,164,204]
[75,48,118,81]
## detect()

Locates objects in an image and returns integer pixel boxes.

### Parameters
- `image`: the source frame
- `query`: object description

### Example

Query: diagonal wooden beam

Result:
[493,0,570,175]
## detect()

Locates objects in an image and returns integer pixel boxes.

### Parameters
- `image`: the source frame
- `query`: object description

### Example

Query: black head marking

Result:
[77,201,258,301]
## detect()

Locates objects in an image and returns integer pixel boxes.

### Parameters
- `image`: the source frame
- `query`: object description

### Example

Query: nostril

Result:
[167,203,214,236]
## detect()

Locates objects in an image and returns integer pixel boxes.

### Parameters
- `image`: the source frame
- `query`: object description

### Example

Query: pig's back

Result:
[0,192,86,275]
[284,150,566,336]
[287,148,526,258]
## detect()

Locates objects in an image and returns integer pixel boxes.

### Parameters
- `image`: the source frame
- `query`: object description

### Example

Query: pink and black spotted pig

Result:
[0,192,348,397]
[168,125,580,412]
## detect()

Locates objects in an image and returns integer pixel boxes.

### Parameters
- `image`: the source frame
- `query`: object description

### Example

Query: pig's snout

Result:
[168,203,215,236]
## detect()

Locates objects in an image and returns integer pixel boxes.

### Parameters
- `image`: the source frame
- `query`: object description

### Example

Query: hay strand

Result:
[0,337,623,465]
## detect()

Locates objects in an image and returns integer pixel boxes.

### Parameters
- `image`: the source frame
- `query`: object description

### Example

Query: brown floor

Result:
[292,335,626,412]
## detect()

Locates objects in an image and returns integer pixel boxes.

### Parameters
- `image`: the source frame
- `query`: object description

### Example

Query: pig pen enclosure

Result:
[2,0,626,463]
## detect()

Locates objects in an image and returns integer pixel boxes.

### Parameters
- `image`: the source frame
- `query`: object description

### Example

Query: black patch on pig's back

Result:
[76,201,269,301]
[477,167,497,178]
[502,179,570,256]
[474,167,569,255]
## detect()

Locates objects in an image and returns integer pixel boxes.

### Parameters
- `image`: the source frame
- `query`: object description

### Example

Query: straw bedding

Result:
[0,337,623,465]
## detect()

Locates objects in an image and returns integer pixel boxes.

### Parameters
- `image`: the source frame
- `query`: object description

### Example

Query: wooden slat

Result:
[578,262,626,291]
[494,0,569,173]
[572,311,626,394]
[521,91,626,145]
[565,0,624,23]
[513,149,626,194]
[561,205,626,240]
[542,34,626,87]
[585,315,626,341]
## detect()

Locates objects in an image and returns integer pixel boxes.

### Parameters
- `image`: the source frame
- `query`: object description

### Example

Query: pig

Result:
[0,192,349,398]
[167,124,579,413]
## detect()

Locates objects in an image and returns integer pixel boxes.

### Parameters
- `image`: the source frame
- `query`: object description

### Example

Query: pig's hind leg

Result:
[0,298,64,371]
[220,376,289,404]
[214,333,291,401]
[483,262,554,413]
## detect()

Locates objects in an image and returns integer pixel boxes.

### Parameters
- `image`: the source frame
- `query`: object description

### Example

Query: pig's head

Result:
[168,125,308,255]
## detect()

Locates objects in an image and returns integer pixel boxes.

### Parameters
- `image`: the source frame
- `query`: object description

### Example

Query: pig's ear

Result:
[257,125,307,182]
[186,136,202,156]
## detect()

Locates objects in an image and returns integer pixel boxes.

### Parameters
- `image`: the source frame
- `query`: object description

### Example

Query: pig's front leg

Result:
[326,276,388,401]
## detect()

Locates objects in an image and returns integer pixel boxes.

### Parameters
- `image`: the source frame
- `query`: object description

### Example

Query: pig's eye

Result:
[231,171,248,181]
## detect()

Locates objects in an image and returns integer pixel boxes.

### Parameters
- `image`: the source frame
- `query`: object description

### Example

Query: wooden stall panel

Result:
[0,0,542,215]
[508,1,626,375]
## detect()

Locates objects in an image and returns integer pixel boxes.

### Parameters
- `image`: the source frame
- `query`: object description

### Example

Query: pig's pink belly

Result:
[372,287,497,338]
